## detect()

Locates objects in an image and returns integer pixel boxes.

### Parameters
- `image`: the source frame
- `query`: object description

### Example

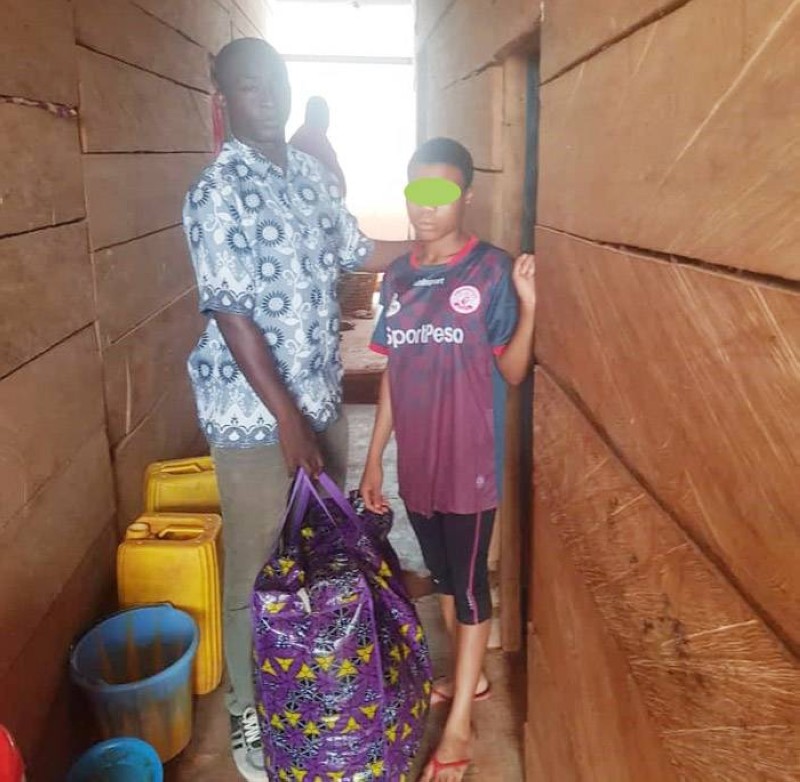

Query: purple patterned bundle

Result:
[252,472,432,781]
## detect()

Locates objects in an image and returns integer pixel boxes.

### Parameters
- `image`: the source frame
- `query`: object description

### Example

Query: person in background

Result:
[182,37,410,782]
[290,96,347,196]
[359,137,536,782]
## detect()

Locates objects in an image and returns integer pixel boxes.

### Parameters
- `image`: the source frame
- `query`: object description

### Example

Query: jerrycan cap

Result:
[125,521,152,540]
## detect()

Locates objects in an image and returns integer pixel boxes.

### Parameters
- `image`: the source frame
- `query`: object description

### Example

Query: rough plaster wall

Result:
[0,1,272,776]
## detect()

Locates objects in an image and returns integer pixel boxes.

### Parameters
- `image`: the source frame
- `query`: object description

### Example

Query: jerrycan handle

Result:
[155,525,205,541]
[160,461,208,475]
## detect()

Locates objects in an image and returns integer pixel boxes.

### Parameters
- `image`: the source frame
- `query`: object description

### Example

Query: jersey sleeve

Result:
[369,271,393,355]
[183,180,257,318]
[485,254,519,355]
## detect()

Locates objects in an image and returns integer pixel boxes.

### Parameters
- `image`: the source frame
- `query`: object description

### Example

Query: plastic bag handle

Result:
[315,472,361,526]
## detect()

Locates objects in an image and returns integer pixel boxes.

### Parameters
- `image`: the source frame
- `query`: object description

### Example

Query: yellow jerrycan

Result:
[117,513,223,695]
[143,456,221,514]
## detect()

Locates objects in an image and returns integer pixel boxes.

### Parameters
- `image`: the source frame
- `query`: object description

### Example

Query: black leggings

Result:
[407,509,496,625]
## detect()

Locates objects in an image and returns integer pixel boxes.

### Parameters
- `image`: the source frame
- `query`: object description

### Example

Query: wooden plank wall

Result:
[530,0,800,779]
[416,0,540,654]
[0,1,273,776]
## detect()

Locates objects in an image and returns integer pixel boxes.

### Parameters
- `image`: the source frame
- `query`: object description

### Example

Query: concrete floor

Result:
[165,405,526,781]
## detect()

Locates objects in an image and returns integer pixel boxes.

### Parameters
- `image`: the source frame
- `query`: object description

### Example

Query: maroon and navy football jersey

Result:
[370,236,519,516]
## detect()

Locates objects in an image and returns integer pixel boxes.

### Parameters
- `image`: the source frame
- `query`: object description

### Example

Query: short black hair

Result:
[212,37,286,92]
[408,137,474,188]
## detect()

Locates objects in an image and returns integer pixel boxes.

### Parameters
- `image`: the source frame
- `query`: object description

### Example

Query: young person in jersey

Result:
[359,137,536,781]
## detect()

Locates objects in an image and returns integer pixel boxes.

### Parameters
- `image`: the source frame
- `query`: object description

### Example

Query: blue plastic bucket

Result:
[70,605,198,762]
[67,737,163,782]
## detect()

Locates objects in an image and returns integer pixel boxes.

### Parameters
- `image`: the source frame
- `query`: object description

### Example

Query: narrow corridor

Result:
[165,406,526,781]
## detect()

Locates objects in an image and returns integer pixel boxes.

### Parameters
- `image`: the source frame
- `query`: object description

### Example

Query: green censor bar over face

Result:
[404,177,462,207]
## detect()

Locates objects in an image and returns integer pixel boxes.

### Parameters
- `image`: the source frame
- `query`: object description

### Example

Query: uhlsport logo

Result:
[387,323,464,347]
[386,293,401,318]
[450,285,481,314]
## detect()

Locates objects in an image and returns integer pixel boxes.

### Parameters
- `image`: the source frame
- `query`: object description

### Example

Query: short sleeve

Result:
[329,185,374,272]
[369,273,392,355]
[485,255,519,354]
[182,180,257,317]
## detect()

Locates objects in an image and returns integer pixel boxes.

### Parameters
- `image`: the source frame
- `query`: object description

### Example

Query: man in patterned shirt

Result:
[182,38,410,781]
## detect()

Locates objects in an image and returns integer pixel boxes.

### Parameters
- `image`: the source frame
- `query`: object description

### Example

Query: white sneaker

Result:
[230,706,269,781]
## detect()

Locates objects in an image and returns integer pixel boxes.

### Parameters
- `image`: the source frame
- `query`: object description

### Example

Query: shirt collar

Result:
[225,136,300,179]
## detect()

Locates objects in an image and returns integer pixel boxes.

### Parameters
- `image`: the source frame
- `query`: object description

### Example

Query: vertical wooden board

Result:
[426,67,504,170]
[535,368,800,778]
[532,481,676,781]
[131,0,232,53]
[75,0,212,91]
[526,631,581,782]
[534,228,800,647]
[540,0,685,80]
[0,430,115,676]
[1,0,78,105]
[425,0,538,88]
[416,0,455,44]
[0,521,115,759]
[0,328,106,530]
[113,375,207,528]
[467,170,502,245]
[0,104,84,236]
[232,0,273,38]
[94,226,196,345]
[78,49,212,153]
[538,0,800,281]
[103,290,203,446]
[0,223,94,378]
[83,153,209,249]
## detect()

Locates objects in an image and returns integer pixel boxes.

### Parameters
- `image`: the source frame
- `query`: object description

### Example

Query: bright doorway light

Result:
[270,1,415,238]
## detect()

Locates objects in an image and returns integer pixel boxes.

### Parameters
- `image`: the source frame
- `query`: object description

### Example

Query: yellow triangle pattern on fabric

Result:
[416,625,424,642]
[297,663,316,680]
[400,643,411,659]
[386,667,399,685]
[400,623,410,637]
[369,759,385,777]
[402,723,412,740]
[291,768,307,781]
[315,654,335,671]
[327,773,345,782]
[339,592,359,604]
[284,710,302,728]
[388,645,401,662]
[359,704,378,720]
[265,601,286,614]
[276,657,294,672]
[261,658,277,676]
[337,659,358,678]
[378,561,393,578]
[423,679,432,695]
[301,527,315,538]
[356,644,374,663]
[385,724,398,743]
[321,714,340,730]
[270,714,284,731]
[341,716,360,734]
[303,721,321,738]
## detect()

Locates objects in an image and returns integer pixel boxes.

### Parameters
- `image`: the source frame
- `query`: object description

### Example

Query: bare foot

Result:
[430,675,490,706]
[421,731,473,782]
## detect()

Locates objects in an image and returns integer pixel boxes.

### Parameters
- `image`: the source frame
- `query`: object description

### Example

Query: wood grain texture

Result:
[94,225,195,345]
[538,0,800,280]
[83,153,209,249]
[1,0,78,105]
[534,367,800,780]
[535,228,800,649]
[0,223,94,377]
[0,328,106,531]
[113,374,207,528]
[532,470,676,781]
[426,67,503,171]
[0,430,115,677]
[0,521,115,760]
[103,289,203,446]
[76,0,212,91]
[0,104,84,236]
[425,0,538,88]
[540,0,687,80]
[131,0,232,53]
[78,48,212,153]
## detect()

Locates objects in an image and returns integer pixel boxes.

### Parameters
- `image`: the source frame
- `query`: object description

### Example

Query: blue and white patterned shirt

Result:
[182,138,374,448]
